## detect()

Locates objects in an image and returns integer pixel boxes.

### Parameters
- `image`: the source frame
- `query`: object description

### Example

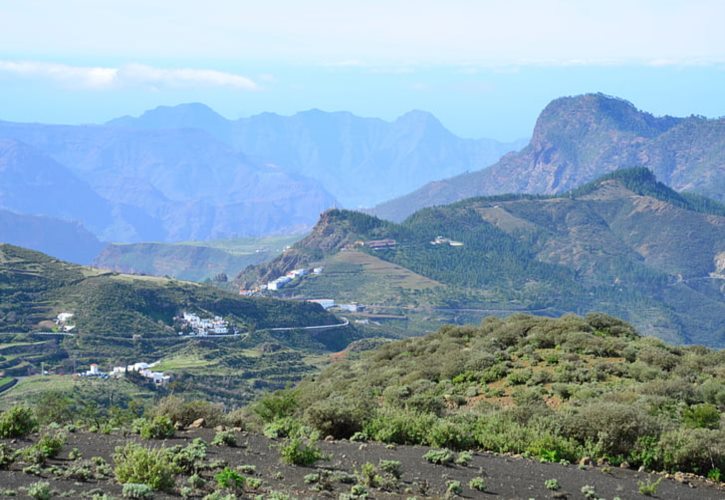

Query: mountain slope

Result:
[239,169,725,347]
[0,122,336,241]
[109,104,525,208]
[0,209,103,264]
[372,93,725,221]
[0,243,340,337]
[0,139,115,234]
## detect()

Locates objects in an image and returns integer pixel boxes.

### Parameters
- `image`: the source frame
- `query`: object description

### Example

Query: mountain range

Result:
[239,169,725,347]
[372,93,725,221]
[109,104,525,208]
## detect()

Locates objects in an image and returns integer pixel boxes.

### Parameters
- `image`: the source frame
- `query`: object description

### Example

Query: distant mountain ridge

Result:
[0,209,103,264]
[109,104,526,208]
[372,93,725,221]
[240,169,725,347]
[0,123,336,242]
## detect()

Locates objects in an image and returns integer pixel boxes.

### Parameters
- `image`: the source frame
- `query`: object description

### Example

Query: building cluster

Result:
[430,236,464,247]
[112,362,170,386]
[79,361,171,387]
[262,266,323,292]
[178,312,230,335]
[55,312,76,332]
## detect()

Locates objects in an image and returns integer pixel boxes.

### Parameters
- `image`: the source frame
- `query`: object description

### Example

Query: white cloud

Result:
[0,60,259,90]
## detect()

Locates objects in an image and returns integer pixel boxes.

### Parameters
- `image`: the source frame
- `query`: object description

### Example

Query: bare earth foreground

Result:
[1,429,722,499]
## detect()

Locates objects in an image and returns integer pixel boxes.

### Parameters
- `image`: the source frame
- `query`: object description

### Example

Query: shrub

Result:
[561,402,656,457]
[544,478,560,490]
[378,459,402,478]
[427,419,475,449]
[469,476,486,491]
[363,408,436,445]
[0,405,37,438]
[445,480,462,496]
[707,467,721,482]
[171,438,207,474]
[657,428,724,473]
[0,443,15,469]
[37,431,66,459]
[682,403,720,430]
[26,481,51,500]
[211,430,237,447]
[113,442,177,491]
[303,397,369,438]
[139,416,175,440]
[122,483,154,499]
[152,396,224,428]
[423,448,454,465]
[279,437,325,466]
[455,450,473,466]
[357,462,382,487]
[638,477,662,496]
[215,467,245,491]
[263,417,303,439]
[253,389,298,423]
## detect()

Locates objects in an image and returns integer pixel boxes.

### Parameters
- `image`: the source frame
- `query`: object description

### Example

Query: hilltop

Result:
[239,169,725,347]
[372,93,725,221]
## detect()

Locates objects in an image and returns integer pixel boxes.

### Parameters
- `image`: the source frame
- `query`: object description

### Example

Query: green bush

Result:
[215,467,245,491]
[0,405,37,438]
[469,476,486,491]
[171,438,207,474]
[682,403,720,429]
[279,437,325,466]
[363,408,436,445]
[139,416,175,440]
[26,481,51,500]
[378,459,402,478]
[446,479,462,496]
[544,478,560,490]
[0,443,15,469]
[253,389,298,423]
[638,477,662,496]
[36,430,67,459]
[211,430,237,447]
[657,428,724,473]
[122,483,154,499]
[561,402,657,457]
[151,396,224,428]
[303,397,369,439]
[423,448,454,465]
[113,442,178,491]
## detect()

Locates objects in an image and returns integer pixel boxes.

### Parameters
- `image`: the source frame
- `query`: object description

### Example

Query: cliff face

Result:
[372,93,724,222]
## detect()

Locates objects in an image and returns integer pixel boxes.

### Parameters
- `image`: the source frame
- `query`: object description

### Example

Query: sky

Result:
[1,0,724,141]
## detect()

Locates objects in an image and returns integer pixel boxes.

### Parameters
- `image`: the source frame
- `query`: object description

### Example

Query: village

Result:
[78,360,170,387]
[176,311,234,336]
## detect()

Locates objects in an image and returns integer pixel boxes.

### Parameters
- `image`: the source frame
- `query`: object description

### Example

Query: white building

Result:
[57,312,74,323]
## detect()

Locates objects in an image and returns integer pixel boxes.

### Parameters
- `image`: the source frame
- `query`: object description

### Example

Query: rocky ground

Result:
[0,429,722,499]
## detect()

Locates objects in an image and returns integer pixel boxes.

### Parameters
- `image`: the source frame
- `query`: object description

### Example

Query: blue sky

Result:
[1,0,724,140]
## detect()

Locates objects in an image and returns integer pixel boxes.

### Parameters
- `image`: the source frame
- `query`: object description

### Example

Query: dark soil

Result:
[1,429,722,499]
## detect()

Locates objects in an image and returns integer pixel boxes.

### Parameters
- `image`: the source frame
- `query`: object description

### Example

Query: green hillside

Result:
[239,169,725,347]
[277,314,725,476]
[0,244,358,407]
